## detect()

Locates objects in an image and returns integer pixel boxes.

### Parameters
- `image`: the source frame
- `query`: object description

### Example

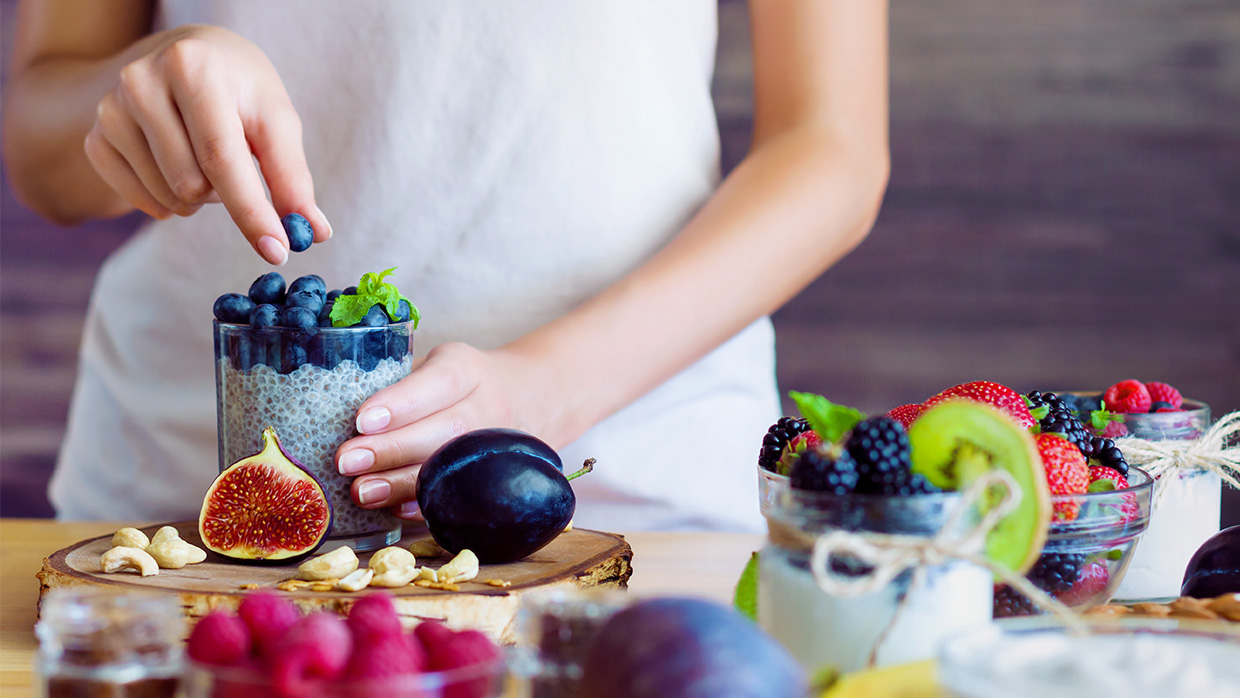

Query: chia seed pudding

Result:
[214,320,415,548]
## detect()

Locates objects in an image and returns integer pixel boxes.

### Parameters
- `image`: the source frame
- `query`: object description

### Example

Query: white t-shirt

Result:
[51,0,779,531]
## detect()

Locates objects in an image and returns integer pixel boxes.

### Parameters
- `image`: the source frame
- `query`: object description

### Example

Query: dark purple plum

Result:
[1182,525,1240,598]
[415,428,578,563]
[579,598,806,698]
[213,293,255,323]
[281,213,314,253]
[248,272,285,305]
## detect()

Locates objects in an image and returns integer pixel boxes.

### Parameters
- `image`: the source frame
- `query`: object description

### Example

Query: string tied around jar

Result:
[807,470,1085,666]
[1114,410,1240,506]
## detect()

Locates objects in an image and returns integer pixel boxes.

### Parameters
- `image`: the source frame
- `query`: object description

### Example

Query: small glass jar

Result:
[35,588,182,698]
[758,484,993,673]
[214,320,415,551]
[1110,400,1216,602]
[511,589,629,698]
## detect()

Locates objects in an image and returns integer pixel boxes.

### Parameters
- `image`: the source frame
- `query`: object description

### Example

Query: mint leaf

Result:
[329,294,378,327]
[789,391,866,444]
[1087,478,1118,493]
[733,551,759,621]
[328,268,420,328]
[1089,407,1124,434]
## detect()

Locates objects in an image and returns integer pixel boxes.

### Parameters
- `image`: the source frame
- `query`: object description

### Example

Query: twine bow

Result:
[806,470,1085,666]
[1114,410,1240,503]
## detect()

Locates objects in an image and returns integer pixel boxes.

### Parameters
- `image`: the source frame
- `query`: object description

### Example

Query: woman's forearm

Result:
[511,126,890,447]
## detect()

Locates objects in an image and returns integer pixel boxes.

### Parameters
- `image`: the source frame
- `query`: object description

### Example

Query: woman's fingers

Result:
[353,345,481,437]
[121,61,215,207]
[83,125,173,220]
[338,402,480,479]
[247,102,331,242]
[95,92,200,217]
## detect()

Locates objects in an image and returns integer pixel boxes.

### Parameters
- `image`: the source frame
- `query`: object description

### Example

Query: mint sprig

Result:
[1088,402,1124,435]
[789,391,866,444]
[329,268,420,328]
[733,551,759,621]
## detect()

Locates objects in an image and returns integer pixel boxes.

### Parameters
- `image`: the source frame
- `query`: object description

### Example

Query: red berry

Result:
[1036,433,1089,522]
[1059,562,1110,607]
[188,611,251,666]
[347,593,403,642]
[271,613,353,696]
[1102,380,1152,414]
[237,592,300,658]
[1100,420,1128,439]
[884,403,924,430]
[775,430,822,475]
[344,631,424,681]
[1144,381,1183,410]
[1088,467,1138,523]
[414,622,501,698]
[922,381,1035,430]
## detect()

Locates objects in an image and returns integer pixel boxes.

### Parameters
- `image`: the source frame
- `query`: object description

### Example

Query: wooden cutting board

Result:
[38,521,632,644]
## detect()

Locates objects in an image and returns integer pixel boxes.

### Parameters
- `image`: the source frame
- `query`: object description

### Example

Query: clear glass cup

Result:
[180,655,508,698]
[214,320,415,551]
[758,482,993,673]
[511,589,630,698]
[939,616,1240,698]
[36,588,183,698]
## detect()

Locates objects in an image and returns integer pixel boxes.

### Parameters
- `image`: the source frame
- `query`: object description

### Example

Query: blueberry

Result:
[326,289,343,302]
[285,290,325,316]
[248,303,281,327]
[343,286,358,296]
[280,305,318,330]
[282,213,314,253]
[1151,400,1175,412]
[280,341,308,374]
[352,304,388,327]
[226,332,254,371]
[248,272,286,305]
[359,329,384,371]
[308,333,340,369]
[388,299,413,323]
[318,300,336,327]
[288,274,326,299]
[213,293,256,324]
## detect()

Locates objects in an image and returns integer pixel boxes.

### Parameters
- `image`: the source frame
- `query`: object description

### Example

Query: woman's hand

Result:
[336,343,561,519]
[83,24,329,263]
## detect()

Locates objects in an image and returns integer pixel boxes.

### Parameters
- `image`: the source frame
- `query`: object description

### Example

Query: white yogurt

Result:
[1115,468,1221,601]
[941,627,1240,698]
[758,547,993,673]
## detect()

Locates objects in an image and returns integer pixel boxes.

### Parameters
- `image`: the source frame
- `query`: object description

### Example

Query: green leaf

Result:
[328,268,420,329]
[733,551,759,621]
[1087,478,1118,493]
[329,294,378,327]
[789,391,866,444]
[1089,407,1124,433]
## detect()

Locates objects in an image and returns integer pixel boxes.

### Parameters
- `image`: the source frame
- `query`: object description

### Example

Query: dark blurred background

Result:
[3,0,1238,522]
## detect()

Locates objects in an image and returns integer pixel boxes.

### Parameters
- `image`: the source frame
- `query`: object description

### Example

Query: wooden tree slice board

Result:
[38,521,632,644]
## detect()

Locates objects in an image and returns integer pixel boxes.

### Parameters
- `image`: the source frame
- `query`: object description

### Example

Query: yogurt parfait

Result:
[213,269,419,551]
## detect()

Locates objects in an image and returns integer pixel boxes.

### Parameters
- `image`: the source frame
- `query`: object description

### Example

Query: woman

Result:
[4,0,889,531]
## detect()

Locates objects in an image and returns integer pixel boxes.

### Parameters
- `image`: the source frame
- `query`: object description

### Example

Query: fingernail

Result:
[357,407,391,434]
[314,205,333,239]
[338,448,375,475]
[258,236,288,265]
[398,501,420,518]
[357,479,390,506]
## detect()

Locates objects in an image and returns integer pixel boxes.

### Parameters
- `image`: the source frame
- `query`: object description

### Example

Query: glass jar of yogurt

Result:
[214,320,415,551]
[758,483,993,673]
[1111,400,1215,602]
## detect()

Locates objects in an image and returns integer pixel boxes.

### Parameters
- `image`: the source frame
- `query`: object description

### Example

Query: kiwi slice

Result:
[909,400,1050,574]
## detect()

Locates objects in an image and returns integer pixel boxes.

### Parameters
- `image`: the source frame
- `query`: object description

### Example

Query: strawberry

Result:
[884,403,924,430]
[1059,561,1110,607]
[237,591,300,659]
[1035,433,1089,521]
[1102,379,1152,414]
[922,381,1035,430]
[187,611,251,666]
[1144,381,1183,410]
[775,429,822,475]
[1088,466,1138,523]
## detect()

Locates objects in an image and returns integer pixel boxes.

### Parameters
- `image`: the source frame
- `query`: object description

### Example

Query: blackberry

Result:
[846,417,927,495]
[1091,437,1129,477]
[758,417,810,472]
[1027,552,1086,595]
[1027,391,1129,476]
[993,585,1040,618]
[790,449,859,495]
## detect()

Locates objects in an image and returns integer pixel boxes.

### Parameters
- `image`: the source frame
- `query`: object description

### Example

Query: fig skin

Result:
[1181,525,1240,598]
[199,426,333,563]
[415,428,573,564]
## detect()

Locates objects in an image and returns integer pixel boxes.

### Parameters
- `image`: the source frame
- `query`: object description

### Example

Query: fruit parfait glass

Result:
[213,271,418,552]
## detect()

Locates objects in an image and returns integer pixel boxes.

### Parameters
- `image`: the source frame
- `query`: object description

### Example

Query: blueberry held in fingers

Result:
[282,213,314,253]
[415,428,591,563]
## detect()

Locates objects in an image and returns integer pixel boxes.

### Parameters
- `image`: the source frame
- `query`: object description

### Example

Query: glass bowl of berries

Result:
[181,592,507,698]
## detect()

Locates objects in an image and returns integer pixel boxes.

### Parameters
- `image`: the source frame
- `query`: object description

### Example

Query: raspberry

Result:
[1144,381,1182,410]
[993,585,1040,618]
[1100,420,1128,438]
[1035,433,1089,521]
[789,448,858,495]
[344,631,424,681]
[187,611,251,666]
[1102,379,1152,414]
[884,403,924,430]
[923,381,1036,429]
[347,593,403,642]
[271,613,353,696]
[757,417,810,473]
[1059,562,1110,607]
[237,592,300,658]
[414,622,501,698]
[774,430,823,475]
[1027,552,1086,594]
[846,417,924,495]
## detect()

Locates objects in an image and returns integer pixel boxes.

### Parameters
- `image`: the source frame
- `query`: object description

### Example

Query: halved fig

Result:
[199,426,332,561]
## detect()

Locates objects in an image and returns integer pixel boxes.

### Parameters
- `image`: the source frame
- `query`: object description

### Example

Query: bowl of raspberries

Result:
[1065,379,1211,443]
[182,592,505,698]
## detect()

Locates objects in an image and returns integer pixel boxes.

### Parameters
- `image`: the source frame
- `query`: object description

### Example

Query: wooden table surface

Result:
[0,519,763,694]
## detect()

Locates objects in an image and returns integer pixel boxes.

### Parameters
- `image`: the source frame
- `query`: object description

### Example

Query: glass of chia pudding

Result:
[214,320,415,551]
[758,483,993,673]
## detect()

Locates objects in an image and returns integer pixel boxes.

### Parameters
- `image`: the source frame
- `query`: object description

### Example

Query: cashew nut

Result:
[101,546,159,577]
[438,549,479,584]
[408,539,445,558]
[368,546,419,588]
[298,546,359,581]
[417,567,439,583]
[336,568,375,592]
[111,527,150,550]
[143,527,207,569]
